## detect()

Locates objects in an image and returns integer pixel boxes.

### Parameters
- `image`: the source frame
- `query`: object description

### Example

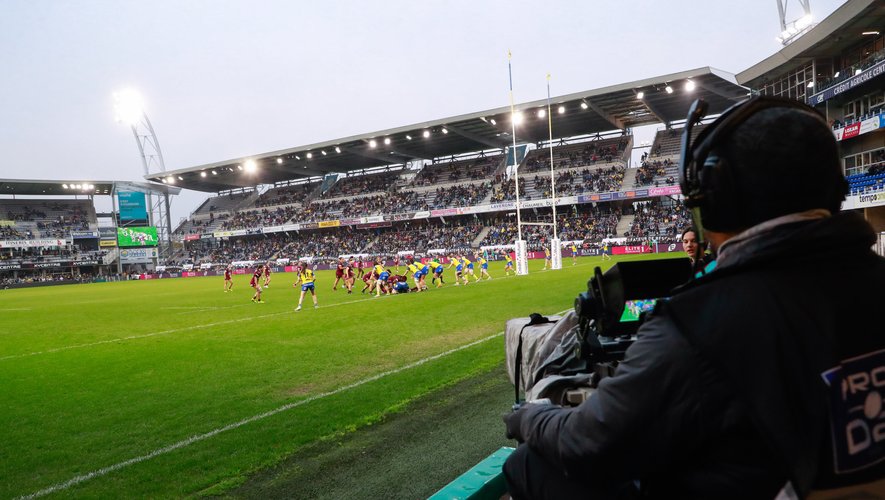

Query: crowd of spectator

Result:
[413,157,499,186]
[623,200,690,242]
[431,183,491,208]
[323,171,397,198]
[221,206,299,230]
[537,166,626,198]
[634,159,676,187]
[255,183,317,208]
[522,137,627,174]
[480,207,621,251]
[491,178,528,202]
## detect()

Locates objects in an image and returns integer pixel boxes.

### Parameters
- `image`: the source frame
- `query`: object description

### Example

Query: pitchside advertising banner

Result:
[808,58,885,105]
[118,191,148,221]
[117,226,158,247]
[120,247,158,263]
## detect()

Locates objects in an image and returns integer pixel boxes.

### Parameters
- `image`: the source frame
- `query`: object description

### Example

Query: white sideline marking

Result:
[0,308,32,311]
[17,309,569,500]
[0,271,524,362]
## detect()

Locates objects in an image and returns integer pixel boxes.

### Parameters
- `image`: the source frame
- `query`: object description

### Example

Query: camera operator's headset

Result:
[678,96,827,269]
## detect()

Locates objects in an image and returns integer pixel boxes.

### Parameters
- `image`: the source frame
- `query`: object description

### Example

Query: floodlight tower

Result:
[113,89,174,260]
[776,0,816,45]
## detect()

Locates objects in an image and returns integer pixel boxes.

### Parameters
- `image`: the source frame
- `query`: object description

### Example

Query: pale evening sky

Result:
[0,0,847,222]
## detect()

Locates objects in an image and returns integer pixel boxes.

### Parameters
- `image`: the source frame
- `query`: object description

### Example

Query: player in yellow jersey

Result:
[447,255,467,285]
[502,250,514,276]
[474,252,492,280]
[405,260,428,291]
[293,262,318,311]
[543,246,552,270]
[461,254,480,282]
[427,259,445,287]
[570,243,578,266]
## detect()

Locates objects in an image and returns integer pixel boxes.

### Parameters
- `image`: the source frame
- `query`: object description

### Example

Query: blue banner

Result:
[118,191,148,221]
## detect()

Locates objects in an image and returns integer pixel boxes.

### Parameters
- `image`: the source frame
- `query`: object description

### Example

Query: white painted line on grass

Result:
[0,308,32,311]
[18,307,571,500]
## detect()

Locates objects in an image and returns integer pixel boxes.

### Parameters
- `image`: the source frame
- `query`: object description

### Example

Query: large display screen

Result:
[118,191,148,221]
[117,226,158,247]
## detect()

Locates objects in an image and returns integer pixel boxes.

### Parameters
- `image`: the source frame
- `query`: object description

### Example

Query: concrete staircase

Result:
[621,168,638,189]
[615,214,635,238]
[471,226,492,247]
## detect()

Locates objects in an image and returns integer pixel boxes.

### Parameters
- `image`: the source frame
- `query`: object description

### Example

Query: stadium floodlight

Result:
[321,150,327,156]
[161,178,167,184]
[369,140,378,148]
[665,85,673,94]
[636,91,644,99]
[580,102,588,110]
[684,79,696,92]
[558,105,565,114]
[200,171,206,177]
[863,31,881,36]
[384,137,391,144]
[423,130,430,138]
[177,176,183,181]
[211,170,217,175]
[537,109,546,118]
[335,146,342,153]
[244,159,257,172]
[62,184,68,189]
[167,176,174,184]
[113,89,145,125]
[441,128,448,134]
[806,81,814,88]
[833,71,840,78]
[405,135,412,140]
[276,158,283,164]
[511,111,524,125]
[490,118,497,125]
[295,155,301,160]
[306,152,313,158]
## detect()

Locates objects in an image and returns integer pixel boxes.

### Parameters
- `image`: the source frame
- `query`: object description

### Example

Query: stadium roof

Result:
[0,179,180,197]
[151,67,748,193]
[738,0,885,87]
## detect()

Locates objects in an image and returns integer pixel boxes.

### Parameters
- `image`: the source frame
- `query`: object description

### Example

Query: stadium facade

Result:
[2,0,884,283]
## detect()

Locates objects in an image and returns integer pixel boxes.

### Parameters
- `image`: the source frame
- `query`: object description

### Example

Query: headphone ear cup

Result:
[699,154,741,231]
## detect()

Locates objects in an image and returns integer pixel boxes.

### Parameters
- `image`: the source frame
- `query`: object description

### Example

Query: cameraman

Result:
[503,97,885,499]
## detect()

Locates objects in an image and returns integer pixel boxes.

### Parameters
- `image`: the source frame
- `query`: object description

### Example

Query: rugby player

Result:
[462,254,480,282]
[263,262,272,288]
[374,262,391,297]
[293,262,318,311]
[250,265,264,303]
[474,252,492,280]
[332,257,346,291]
[447,254,466,285]
[543,246,552,270]
[223,265,234,292]
[602,242,612,261]
[502,250,514,276]
[427,259,444,287]
[570,243,578,265]
[405,259,428,292]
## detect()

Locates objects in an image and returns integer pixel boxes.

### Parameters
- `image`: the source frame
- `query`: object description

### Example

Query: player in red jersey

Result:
[250,265,264,303]
[360,269,377,294]
[263,262,272,288]
[343,258,355,294]
[223,265,233,292]
[393,255,400,272]
[332,257,346,291]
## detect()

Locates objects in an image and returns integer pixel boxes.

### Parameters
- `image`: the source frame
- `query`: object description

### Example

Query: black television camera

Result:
[510,258,691,408]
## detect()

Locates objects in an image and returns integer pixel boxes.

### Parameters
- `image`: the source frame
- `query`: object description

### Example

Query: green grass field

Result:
[0,255,673,498]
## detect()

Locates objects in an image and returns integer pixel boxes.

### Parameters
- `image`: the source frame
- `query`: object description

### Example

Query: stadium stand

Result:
[847,163,885,195]
[622,199,691,241]
[0,199,96,239]
[192,191,254,215]
[322,169,401,198]
[255,182,320,207]
[522,136,629,174]
[412,155,501,186]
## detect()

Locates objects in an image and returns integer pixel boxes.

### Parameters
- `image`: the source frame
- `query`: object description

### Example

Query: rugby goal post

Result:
[550,237,562,270]
[514,239,529,275]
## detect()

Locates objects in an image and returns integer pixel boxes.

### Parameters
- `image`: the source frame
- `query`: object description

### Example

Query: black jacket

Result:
[515,212,885,498]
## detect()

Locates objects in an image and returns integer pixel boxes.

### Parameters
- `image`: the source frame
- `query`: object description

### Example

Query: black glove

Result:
[503,405,528,443]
